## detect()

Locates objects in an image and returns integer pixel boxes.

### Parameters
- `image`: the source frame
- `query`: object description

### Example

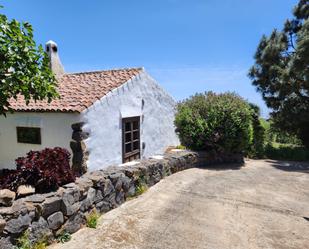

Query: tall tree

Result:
[249,0,309,147]
[0,7,58,116]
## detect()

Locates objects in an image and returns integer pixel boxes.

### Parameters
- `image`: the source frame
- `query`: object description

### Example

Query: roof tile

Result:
[9,68,142,113]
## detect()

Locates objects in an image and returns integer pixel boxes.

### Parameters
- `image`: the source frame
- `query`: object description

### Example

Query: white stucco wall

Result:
[0,112,80,169]
[82,69,180,171]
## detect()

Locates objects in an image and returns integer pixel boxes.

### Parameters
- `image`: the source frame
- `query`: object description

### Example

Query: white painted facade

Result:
[0,70,179,171]
[82,70,179,170]
[0,113,80,169]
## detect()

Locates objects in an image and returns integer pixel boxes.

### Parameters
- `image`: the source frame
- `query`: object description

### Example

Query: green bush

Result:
[264,143,309,161]
[175,92,253,154]
[247,104,266,158]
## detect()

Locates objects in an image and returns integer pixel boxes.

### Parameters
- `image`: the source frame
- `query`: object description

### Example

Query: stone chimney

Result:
[45,40,65,77]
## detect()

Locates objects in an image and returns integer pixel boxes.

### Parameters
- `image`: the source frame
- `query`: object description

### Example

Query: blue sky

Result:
[2,0,298,117]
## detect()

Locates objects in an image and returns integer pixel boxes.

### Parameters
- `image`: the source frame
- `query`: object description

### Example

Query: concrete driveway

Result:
[50,160,309,249]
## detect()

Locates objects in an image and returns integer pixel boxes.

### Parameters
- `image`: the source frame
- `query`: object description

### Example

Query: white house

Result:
[0,41,179,171]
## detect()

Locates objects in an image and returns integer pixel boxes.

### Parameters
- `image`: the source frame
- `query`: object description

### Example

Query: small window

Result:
[16,127,41,144]
[122,117,140,163]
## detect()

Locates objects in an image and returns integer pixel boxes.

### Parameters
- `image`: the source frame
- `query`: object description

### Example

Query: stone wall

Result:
[70,122,89,174]
[0,151,197,248]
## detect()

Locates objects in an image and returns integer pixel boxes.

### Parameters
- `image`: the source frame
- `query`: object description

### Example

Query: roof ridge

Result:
[65,67,143,76]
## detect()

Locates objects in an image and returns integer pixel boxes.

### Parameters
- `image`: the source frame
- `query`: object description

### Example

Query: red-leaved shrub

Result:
[0,147,75,193]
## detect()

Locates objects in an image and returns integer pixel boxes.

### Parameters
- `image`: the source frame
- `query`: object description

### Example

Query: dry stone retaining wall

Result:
[0,151,197,248]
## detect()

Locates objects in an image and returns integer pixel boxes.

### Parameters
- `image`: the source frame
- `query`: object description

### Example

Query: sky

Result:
[1,0,299,117]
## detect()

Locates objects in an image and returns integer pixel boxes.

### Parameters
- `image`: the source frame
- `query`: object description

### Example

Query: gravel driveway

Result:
[50,159,309,249]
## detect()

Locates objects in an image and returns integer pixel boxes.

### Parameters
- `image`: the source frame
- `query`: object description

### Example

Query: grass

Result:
[135,176,148,196]
[135,182,148,196]
[175,145,186,150]
[86,209,100,229]
[265,143,309,161]
[127,178,148,200]
[14,231,47,249]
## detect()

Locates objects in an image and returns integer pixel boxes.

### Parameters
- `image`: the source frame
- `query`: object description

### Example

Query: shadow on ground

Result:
[197,162,244,171]
[266,160,309,173]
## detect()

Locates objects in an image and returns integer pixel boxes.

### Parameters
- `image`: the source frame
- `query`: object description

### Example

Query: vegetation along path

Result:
[50,160,309,249]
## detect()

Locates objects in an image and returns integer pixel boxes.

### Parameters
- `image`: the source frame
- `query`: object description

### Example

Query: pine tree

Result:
[249,0,309,147]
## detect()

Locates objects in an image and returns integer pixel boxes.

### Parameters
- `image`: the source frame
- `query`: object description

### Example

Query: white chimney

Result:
[45,40,65,77]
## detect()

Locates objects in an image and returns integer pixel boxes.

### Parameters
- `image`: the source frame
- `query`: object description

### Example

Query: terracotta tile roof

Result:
[9,68,143,113]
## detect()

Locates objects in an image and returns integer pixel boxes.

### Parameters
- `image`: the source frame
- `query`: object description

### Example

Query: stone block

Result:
[115,191,125,205]
[61,201,80,216]
[4,213,32,235]
[71,122,85,131]
[0,189,15,207]
[29,217,53,244]
[24,194,46,204]
[41,196,62,218]
[47,211,64,230]
[17,185,35,197]
[103,179,115,196]
[72,131,89,142]
[0,218,6,234]
[62,212,86,234]
[0,236,13,249]
[96,201,110,213]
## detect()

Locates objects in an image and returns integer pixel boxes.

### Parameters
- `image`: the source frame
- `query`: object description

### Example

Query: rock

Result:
[47,211,64,230]
[86,188,96,204]
[80,188,96,212]
[4,213,32,235]
[103,179,115,196]
[96,201,111,213]
[0,218,6,234]
[0,189,15,207]
[17,185,35,197]
[61,188,81,216]
[84,171,106,188]
[0,236,13,249]
[24,194,46,203]
[122,176,132,192]
[63,183,78,189]
[104,192,116,208]
[109,172,125,185]
[115,190,125,205]
[62,212,86,234]
[29,217,53,244]
[94,190,104,204]
[62,188,80,204]
[71,122,84,131]
[0,199,36,221]
[75,177,93,193]
[0,207,14,218]
[61,201,80,216]
[80,198,91,212]
[72,131,89,142]
[70,140,82,152]
[126,184,136,197]
[41,196,62,218]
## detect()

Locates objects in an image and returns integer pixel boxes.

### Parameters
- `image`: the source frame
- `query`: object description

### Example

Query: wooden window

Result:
[122,117,140,163]
[16,127,41,144]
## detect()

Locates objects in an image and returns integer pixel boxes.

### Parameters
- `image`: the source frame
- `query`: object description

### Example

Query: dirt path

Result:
[50,160,309,249]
